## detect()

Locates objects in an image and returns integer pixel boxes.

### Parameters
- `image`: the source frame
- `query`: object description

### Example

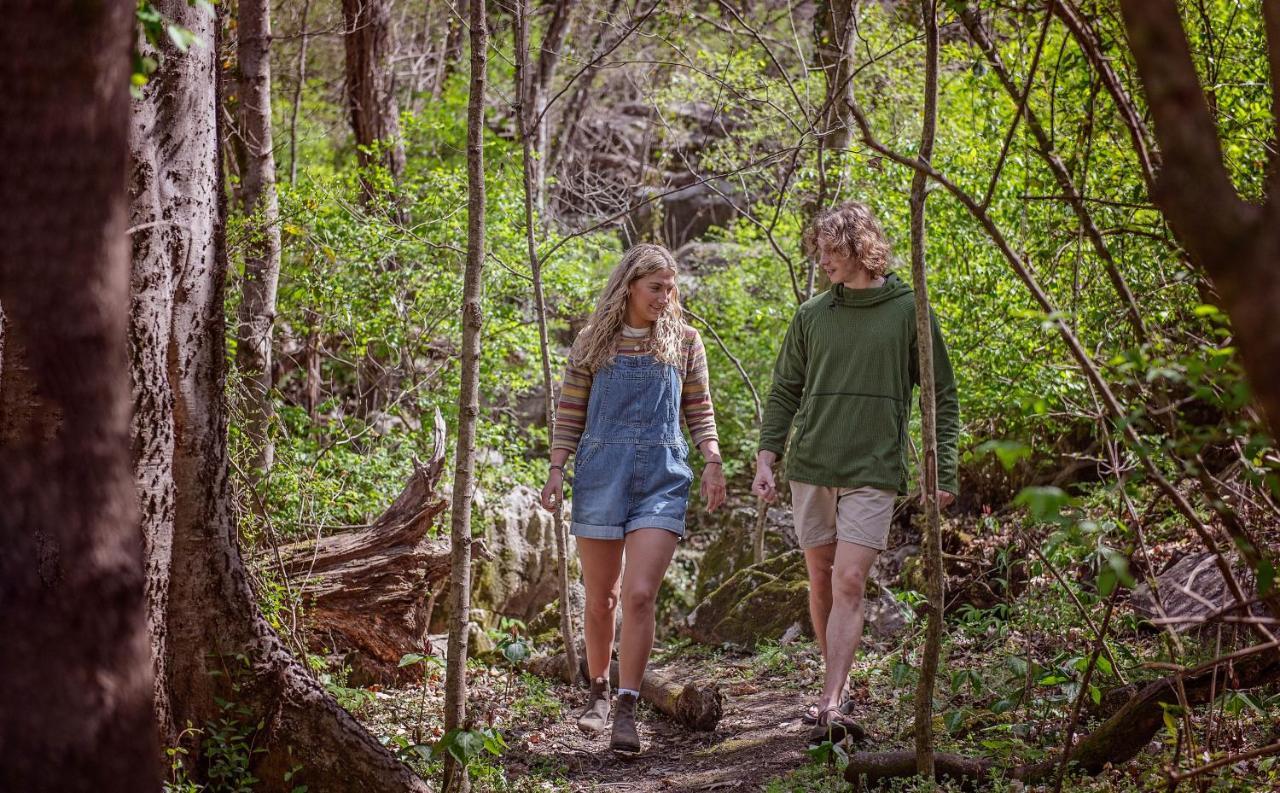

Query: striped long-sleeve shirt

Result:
[552,325,718,454]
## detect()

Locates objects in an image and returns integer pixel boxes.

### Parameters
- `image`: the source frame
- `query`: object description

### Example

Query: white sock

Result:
[618,688,640,699]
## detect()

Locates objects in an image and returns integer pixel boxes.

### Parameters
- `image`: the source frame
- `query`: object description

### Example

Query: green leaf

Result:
[1013,486,1071,524]
[1257,558,1276,596]
[1097,566,1117,597]
[398,653,426,668]
[502,641,530,664]
[944,709,966,733]
[990,697,1017,715]
[972,439,1034,470]
[891,661,912,686]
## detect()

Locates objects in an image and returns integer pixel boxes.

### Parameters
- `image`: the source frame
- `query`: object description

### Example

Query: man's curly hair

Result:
[802,201,893,279]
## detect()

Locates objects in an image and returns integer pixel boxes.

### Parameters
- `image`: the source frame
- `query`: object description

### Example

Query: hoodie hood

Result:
[830,271,912,307]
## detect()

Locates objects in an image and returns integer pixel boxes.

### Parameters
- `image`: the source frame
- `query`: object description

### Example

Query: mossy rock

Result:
[693,517,793,602]
[684,550,812,647]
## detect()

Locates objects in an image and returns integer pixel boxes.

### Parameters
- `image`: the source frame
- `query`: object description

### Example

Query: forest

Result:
[3,0,1280,790]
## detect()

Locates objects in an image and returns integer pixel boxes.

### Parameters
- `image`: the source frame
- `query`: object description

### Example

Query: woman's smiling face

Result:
[626,269,677,327]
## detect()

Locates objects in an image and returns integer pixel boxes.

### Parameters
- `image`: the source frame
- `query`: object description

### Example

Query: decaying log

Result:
[527,652,723,731]
[272,410,458,683]
[845,646,1280,788]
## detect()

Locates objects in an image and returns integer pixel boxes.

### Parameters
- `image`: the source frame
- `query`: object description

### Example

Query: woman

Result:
[540,243,726,755]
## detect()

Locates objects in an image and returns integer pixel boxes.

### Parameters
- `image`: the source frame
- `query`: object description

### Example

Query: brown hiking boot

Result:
[610,691,641,755]
[577,677,611,734]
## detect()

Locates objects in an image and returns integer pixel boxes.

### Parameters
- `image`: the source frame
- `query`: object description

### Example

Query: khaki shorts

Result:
[790,482,896,551]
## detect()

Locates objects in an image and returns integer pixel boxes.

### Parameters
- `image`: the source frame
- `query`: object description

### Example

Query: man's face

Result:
[817,236,859,285]
[627,269,676,325]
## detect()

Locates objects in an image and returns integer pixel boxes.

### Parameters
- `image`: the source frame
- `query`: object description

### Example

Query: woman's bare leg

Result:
[617,528,679,690]
[576,537,624,680]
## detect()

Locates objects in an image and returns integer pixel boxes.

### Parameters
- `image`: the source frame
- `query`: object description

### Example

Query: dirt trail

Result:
[505,655,829,791]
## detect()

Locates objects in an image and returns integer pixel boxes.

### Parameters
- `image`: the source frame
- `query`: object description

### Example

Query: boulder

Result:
[472,485,572,623]
[692,504,795,602]
[685,548,916,648]
[1130,551,1260,630]
[685,551,812,647]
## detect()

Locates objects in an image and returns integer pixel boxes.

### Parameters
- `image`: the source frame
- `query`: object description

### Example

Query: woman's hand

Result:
[540,469,565,512]
[701,461,726,512]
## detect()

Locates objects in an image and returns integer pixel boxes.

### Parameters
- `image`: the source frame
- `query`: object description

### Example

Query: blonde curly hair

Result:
[802,201,893,279]
[569,243,685,372]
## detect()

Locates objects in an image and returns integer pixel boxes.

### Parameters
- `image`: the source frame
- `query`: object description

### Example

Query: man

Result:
[752,201,959,744]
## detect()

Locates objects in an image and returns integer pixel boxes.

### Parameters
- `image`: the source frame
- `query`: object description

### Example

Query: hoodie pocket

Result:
[793,393,905,480]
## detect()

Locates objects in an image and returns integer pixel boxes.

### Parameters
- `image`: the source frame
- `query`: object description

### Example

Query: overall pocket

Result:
[600,359,678,429]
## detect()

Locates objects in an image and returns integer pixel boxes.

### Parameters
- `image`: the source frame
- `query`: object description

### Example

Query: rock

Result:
[527,581,587,651]
[684,551,812,647]
[871,543,920,589]
[685,548,915,648]
[1130,551,1259,629]
[692,504,795,602]
[863,590,914,641]
[472,485,573,623]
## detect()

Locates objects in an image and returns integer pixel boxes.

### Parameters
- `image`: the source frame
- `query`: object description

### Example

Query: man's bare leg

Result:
[803,543,837,661]
[817,541,880,716]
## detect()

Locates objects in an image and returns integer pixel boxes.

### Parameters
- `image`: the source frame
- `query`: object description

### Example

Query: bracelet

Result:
[549,464,565,474]
[704,460,722,466]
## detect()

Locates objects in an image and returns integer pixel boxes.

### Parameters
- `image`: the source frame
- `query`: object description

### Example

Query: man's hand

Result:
[920,490,955,510]
[540,470,564,512]
[752,459,777,503]
[701,463,726,512]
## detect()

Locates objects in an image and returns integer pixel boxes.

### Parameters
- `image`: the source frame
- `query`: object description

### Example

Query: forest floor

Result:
[352,500,1280,792]
[357,599,1278,793]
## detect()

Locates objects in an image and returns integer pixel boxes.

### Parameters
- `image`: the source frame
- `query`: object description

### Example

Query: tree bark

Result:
[443,0,488,788]
[812,0,855,151]
[529,0,578,217]
[272,410,453,684]
[129,2,429,789]
[1117,0,1280,435]
[910,0,943,777]
[342,0,406,200]
[236,0,283,477]
[515,0,581,688]
[0,2,160,788]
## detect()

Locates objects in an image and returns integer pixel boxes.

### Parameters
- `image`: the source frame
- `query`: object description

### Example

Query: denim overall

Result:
[570,354,694,539]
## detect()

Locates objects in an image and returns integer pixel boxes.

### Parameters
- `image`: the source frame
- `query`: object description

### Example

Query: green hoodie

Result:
[758,272,959,494]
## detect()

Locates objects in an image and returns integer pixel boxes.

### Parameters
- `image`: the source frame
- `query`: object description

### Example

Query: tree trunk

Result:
[910,0,943,777]
[529,0,578,217]
[287,0,312,185]
[443,0,488,789]
[515,0,580,688]
[236,0,283,477]
[129,3,428,789]
[272,410,455,684]
[812,0,855,151]
[342,0,406,200]
[0,2,160,788]
[1117,0,1280,435]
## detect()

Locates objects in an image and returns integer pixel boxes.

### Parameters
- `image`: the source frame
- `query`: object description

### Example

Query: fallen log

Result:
[527,651,723,731]
[269,409,458,684]
[845,645,1280,788]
